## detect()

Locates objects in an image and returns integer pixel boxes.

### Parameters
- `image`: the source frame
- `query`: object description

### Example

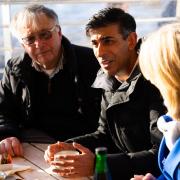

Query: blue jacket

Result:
[158,121,180,180]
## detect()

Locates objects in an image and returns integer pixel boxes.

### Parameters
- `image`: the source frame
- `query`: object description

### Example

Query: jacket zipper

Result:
[48,79,51,94]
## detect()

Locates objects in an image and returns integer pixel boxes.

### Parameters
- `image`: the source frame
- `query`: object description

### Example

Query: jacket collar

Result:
[92,65,141,91]
[10,53,31,78]
[9,35,78,80]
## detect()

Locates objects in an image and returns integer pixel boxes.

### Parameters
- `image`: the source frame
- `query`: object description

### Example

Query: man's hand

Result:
[130,173,156,180]
[44,142,95,178]
[0,137,23,157]
[44,141,76,163]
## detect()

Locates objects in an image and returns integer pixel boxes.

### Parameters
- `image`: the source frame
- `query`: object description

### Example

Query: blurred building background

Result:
[0,0,179,76]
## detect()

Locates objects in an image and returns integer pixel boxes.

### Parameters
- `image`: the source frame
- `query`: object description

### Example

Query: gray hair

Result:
[11,4,59,40]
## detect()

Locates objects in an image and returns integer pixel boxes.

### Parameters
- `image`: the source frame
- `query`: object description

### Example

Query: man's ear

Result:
[135,38,142,54]
[58,27,63,42]
[127,32,137,50]
[58,26,62,36]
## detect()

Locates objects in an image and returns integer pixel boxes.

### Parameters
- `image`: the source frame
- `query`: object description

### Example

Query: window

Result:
[0,0,179,77]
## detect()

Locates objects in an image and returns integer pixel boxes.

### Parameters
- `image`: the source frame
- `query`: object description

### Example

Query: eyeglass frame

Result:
[21,24,59,45]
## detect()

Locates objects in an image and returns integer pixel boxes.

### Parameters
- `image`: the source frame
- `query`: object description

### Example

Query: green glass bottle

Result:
[94,147,112,180]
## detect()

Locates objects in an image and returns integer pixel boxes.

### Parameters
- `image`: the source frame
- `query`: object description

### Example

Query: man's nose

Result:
[96,43,105,57]
[34,36,44,48]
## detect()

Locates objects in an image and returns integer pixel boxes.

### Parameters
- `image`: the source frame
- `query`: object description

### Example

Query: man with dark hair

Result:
[45,7,166,180]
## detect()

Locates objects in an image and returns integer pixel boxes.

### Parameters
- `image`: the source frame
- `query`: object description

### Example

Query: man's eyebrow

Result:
[91,36,113,43]
[101,36,113,40]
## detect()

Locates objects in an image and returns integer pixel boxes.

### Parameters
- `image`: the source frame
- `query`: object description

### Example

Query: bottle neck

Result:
[95,153,108,173]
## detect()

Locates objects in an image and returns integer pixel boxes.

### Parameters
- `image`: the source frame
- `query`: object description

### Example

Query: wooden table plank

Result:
[31,143,92,180]
[13,143,91,180]
[31,143,49,151]
[13,157,57,180]
[12,143,58,180]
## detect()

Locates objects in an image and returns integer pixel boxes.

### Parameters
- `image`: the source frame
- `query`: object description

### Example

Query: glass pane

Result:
[0,0,178,75]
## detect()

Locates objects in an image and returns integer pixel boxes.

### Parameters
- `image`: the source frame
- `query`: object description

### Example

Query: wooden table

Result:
[11,143,90,180]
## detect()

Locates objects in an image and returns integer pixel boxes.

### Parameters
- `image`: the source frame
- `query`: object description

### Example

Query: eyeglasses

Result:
[21,25,58,45]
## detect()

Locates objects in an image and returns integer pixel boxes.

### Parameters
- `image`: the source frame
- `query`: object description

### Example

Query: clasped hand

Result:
[44,141,95,178]
[130,173,156,180]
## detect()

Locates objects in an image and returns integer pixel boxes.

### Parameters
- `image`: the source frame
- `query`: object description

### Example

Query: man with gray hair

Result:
[0,4,101,156]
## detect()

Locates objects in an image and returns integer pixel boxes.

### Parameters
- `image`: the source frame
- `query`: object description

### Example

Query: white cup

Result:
[54,150,79,159]
[52,150,79,170]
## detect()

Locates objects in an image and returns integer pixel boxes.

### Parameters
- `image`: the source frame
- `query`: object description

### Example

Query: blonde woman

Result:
[131,23,180,180]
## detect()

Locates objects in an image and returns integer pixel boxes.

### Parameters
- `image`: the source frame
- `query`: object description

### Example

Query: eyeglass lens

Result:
[23,31,53,45]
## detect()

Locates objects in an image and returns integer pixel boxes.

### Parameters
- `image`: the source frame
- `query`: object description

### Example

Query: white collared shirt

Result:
[32,52,64,79]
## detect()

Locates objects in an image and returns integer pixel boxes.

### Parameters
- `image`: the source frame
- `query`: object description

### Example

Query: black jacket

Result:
[68,66,167,180]
[0,36,102,142]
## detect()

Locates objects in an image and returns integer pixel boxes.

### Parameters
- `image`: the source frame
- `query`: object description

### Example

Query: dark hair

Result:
[86,7,136,39]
